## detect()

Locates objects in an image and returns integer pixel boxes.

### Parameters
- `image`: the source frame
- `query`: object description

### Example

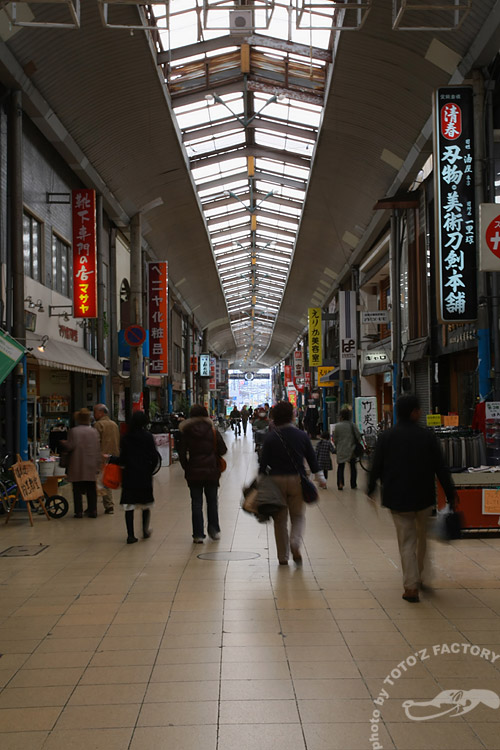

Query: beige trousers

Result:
[391,507,432,590]
[270,475,305,563]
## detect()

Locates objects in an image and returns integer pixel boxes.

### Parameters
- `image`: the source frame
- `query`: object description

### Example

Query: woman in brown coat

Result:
[179,405,227,543]
[64,408,101,518]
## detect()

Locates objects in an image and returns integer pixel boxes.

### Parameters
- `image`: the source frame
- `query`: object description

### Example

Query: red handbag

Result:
[102,462,122,489]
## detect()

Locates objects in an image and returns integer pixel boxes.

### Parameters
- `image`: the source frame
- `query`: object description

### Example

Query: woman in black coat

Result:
[116,411,159,544]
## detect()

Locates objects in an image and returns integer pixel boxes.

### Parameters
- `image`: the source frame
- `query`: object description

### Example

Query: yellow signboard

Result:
[318,366,338,387]
[426,414,442,427]
[308,307,322,367]
[483,489,500,515]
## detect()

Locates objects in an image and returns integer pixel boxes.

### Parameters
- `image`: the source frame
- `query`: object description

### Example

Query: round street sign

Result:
[124,325,146,347]
[485,213,500,261]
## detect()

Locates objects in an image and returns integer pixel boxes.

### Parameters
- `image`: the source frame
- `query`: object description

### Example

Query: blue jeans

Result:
[189,482,220,539]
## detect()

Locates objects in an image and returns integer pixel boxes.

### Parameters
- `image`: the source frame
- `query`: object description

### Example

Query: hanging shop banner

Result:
[190,355,198,373]
[72,189,97,318]
[339,291,357,370]
[479,204,500,272]
[200,353,210,377]
[308,307,322,367]
[434,86,477,323]
[294,349,304,377]
[0,329,25,385]
[284,364,293,386]
[355,396,378,437]
[209,357,216,391]
[147,261,168,375]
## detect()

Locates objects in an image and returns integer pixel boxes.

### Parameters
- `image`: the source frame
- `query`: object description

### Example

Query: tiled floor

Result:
[1,432,500,749]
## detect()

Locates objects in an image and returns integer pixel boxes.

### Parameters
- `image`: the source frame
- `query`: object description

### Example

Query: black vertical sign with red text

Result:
[434,86,477,323]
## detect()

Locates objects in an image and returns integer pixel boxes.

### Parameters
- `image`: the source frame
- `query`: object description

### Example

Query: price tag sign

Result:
[426,414,442,427]
[486,403,500,420]
[483,489,500,515]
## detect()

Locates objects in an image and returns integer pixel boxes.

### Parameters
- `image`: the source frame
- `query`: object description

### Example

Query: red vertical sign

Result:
[284,365,292,386]
[209,356,216,391]
[72,189,97,318]
[148,261,168,375]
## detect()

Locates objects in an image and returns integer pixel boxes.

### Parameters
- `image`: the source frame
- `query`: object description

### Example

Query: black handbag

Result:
[275,429,319,505]
[300,474,319,504]
[436,503,464,541]
[350,423,364,459]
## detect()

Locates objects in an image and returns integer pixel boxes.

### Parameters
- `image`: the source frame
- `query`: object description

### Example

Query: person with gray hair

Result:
[94,403,120,514]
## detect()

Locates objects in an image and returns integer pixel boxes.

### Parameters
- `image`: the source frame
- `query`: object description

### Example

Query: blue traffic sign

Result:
[124,325,146,347]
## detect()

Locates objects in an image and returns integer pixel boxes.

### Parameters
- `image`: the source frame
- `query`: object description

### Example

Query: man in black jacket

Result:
[367,395,455,603]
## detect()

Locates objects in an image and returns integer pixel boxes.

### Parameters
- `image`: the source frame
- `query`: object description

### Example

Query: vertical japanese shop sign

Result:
[147,261,168,374]
[284,365,293,386]
[72,189,97,318]
[308,308,322,367]
[294,349,304,377]
[209,357,216,391]
[339,291,357,370]
[199,354,210,377]
[434,86,477,322]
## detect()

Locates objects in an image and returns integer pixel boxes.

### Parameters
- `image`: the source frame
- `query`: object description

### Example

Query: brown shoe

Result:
[402,589,420,603]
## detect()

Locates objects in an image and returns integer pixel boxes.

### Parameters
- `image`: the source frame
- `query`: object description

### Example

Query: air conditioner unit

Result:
[229,9,253,33]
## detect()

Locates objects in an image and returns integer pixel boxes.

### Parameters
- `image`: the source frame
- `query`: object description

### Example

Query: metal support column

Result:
[96,194,106,404]
[473,71,491,401]
[351,265,360,402]
[129,212,143,414]
[390,209,402,421]
[10,91,27,457]
[486,78,500,399]
[108,227,118,412]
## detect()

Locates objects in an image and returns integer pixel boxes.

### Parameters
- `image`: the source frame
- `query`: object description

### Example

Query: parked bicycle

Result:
[358,422,388,472]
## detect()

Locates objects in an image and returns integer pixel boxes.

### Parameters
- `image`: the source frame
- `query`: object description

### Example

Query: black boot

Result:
[142,509,152,539]
[125,510,137,544]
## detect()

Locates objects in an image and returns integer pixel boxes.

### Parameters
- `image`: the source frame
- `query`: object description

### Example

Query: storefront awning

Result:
[403,337,429,362]
[27,337,107,376]
[362,361,392,376]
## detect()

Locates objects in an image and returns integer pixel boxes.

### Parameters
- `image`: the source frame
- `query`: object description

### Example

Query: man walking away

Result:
[94,403,120,514]
[241,406,250,436]
[367,394,455,604]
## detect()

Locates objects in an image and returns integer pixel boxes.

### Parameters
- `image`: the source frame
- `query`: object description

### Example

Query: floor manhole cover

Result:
[0,545,49,557]
[198,551,261,561]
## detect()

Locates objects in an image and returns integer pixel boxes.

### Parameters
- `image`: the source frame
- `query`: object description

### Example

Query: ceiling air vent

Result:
[230,9,253,33]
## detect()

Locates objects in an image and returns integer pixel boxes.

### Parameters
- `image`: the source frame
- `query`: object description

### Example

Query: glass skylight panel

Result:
[159,2,334,362]
[198,178,248,198]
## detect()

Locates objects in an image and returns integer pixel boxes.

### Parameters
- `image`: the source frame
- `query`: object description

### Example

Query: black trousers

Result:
[72,481,97,515]
[337,460,357,489]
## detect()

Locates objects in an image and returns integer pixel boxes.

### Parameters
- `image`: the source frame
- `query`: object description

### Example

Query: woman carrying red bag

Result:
[112,411,159,544]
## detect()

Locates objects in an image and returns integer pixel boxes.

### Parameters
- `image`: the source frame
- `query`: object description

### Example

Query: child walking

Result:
[315,431,335,485]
